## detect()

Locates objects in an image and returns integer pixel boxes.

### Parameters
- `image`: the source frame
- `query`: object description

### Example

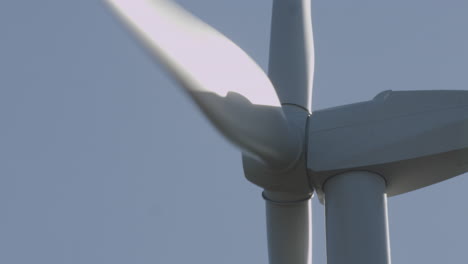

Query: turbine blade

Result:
[104,0,300,168]
[268,0,314,112]
[264,192,312,264]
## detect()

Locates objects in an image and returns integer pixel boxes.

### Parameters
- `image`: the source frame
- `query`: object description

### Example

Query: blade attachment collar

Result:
[243,105,313,199]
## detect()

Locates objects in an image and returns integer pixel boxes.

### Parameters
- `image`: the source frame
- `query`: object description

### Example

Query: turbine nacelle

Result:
[308,90,468,199]
[244,90,468,200]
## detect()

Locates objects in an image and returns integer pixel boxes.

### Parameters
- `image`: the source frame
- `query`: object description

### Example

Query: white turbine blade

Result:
[104,0,301,168]
[264,194,312,264]
[268,0,314,112]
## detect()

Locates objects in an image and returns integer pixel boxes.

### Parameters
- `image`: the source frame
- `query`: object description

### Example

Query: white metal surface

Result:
[308,90,468,197]
[324,171,391,264]
[243,106,312,195]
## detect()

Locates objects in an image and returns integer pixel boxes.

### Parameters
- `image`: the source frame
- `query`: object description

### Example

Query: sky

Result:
[1,0,468,263]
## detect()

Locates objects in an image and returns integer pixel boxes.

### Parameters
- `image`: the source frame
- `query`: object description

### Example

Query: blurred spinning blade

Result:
[104,0,301,168]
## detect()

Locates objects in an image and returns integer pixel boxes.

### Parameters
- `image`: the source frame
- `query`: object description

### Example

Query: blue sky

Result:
[1,0,468,263]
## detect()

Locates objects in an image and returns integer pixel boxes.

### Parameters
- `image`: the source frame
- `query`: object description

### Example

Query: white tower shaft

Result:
[324,171,391,264]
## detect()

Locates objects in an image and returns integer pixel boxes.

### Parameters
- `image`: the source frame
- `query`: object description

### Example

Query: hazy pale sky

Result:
[1,0,468,263]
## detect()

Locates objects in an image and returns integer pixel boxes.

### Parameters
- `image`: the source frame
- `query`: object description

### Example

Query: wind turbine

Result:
[103,1,468,264]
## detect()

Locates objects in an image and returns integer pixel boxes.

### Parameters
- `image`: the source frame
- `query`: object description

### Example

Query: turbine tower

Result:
[103,1,468,263]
